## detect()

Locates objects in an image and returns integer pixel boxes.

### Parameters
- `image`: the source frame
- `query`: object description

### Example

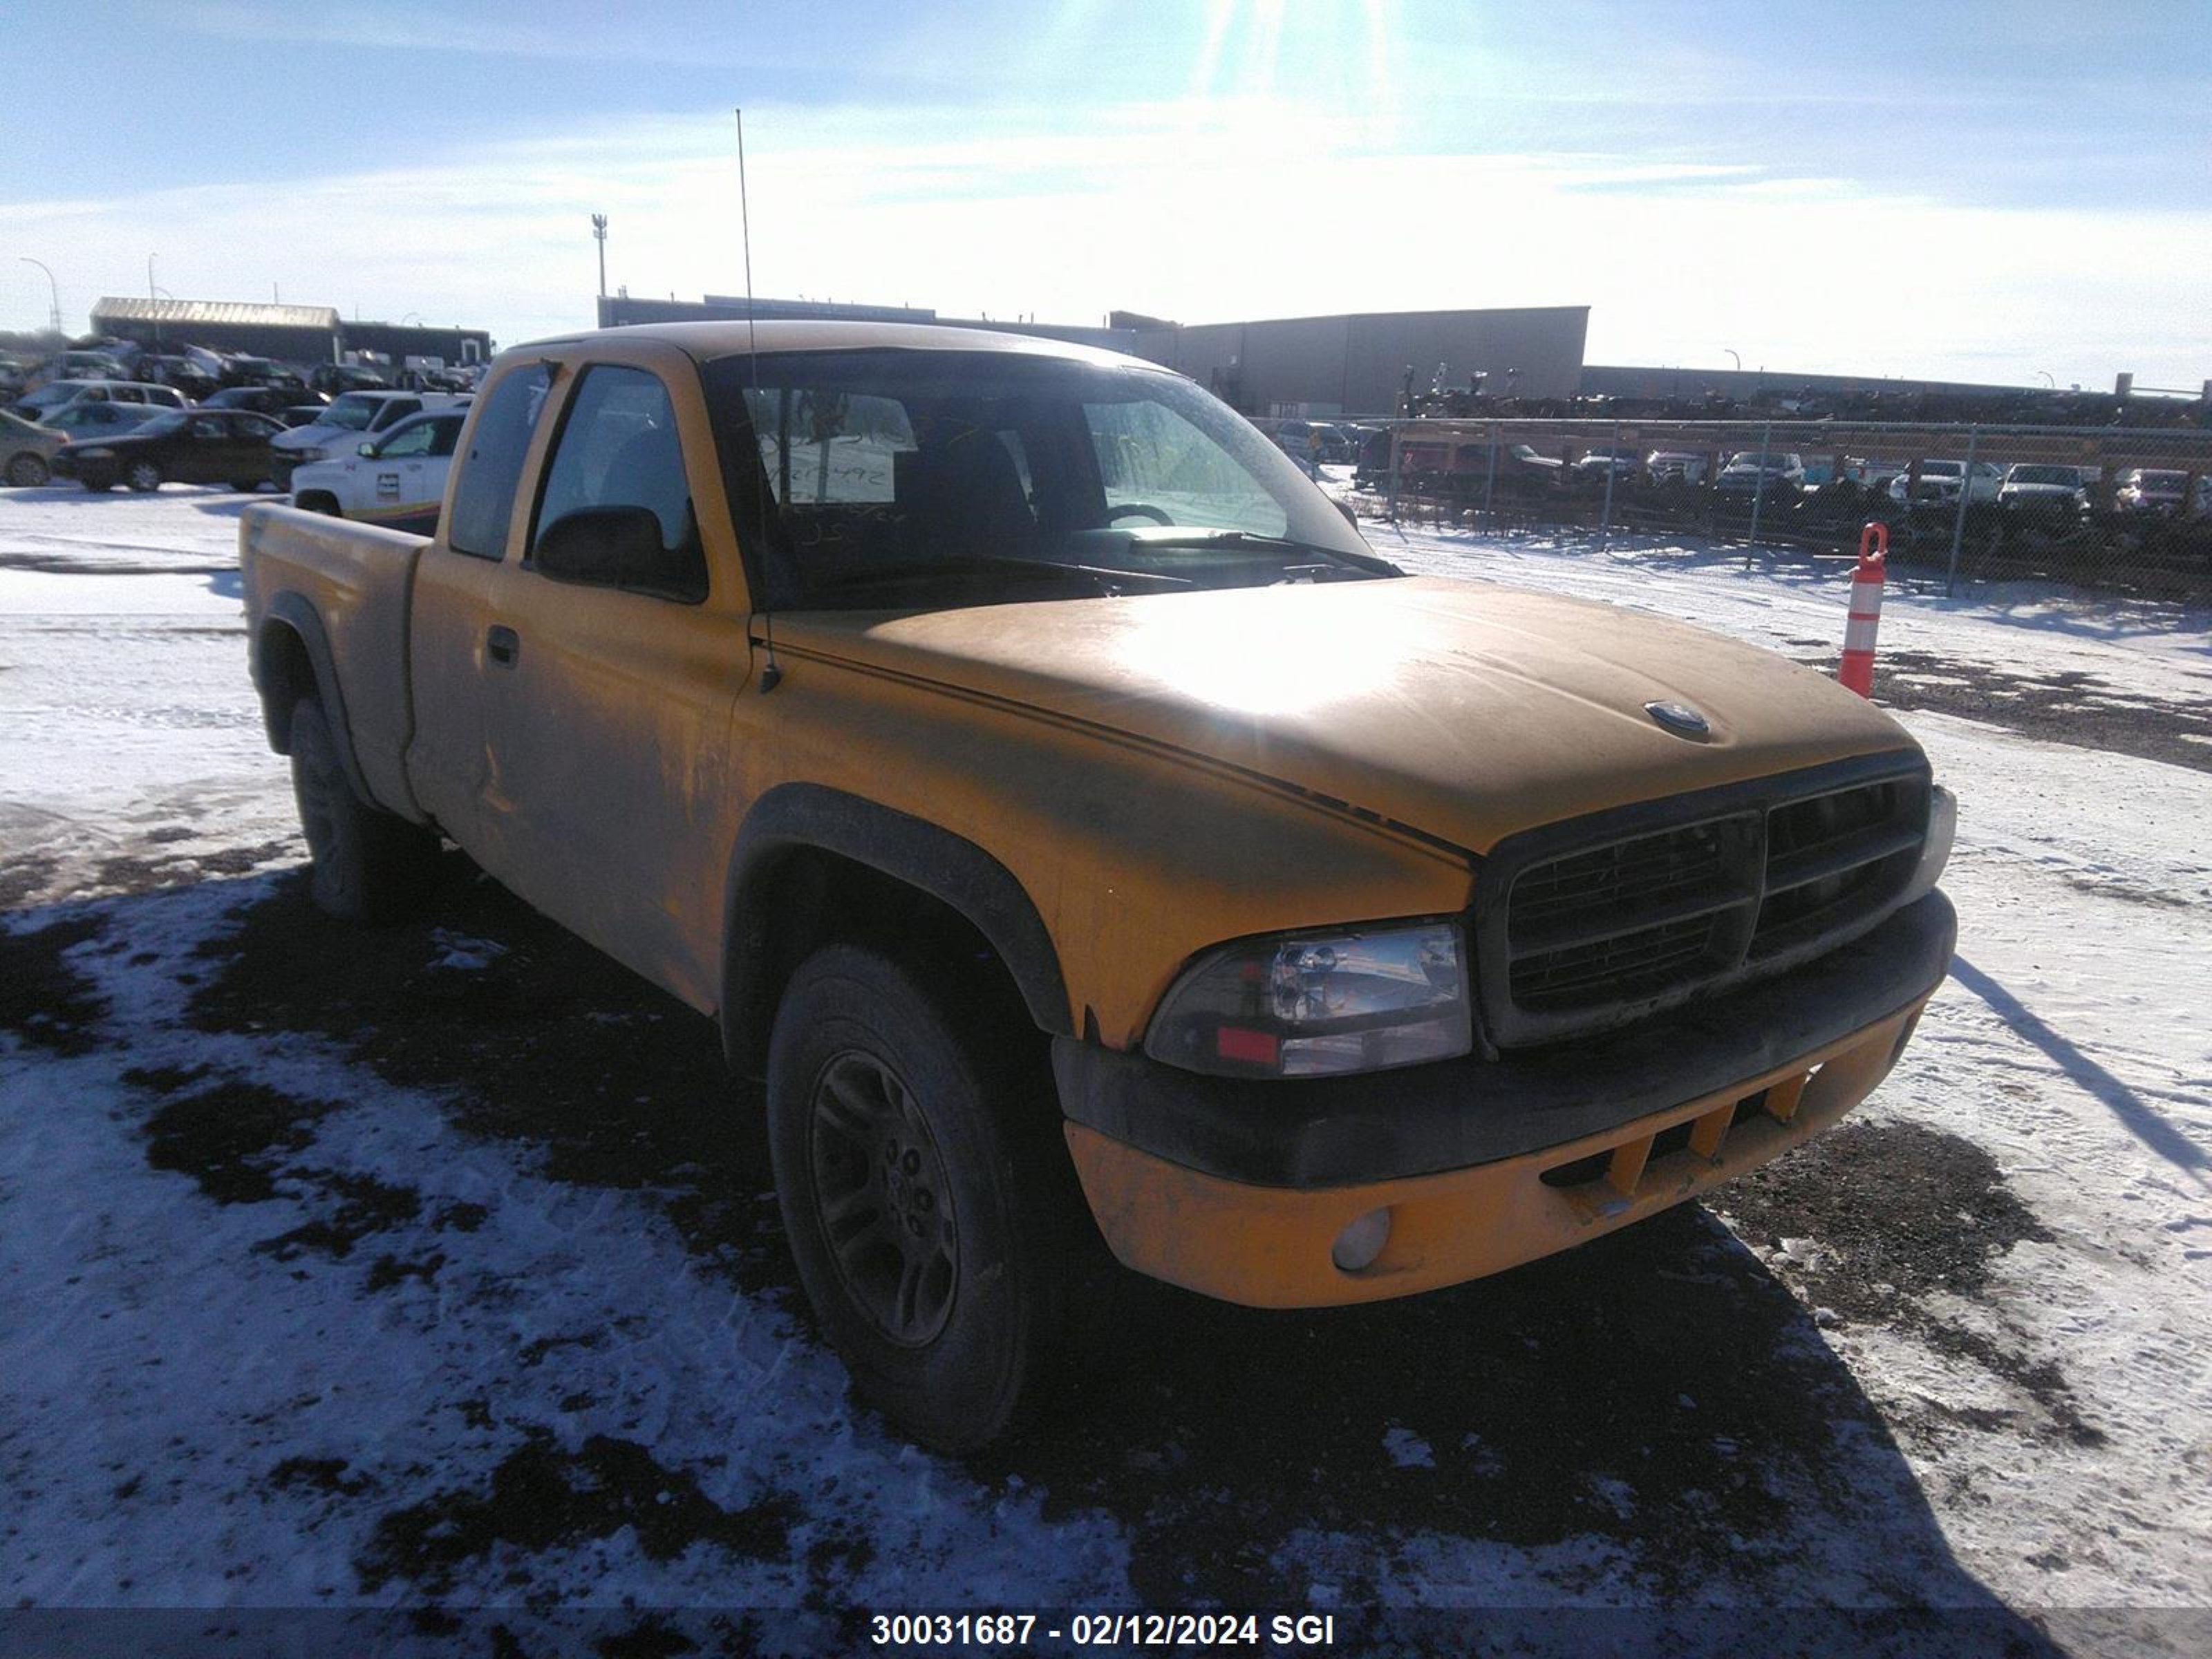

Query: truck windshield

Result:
[702,348,1394,610]
[319,395,381,432]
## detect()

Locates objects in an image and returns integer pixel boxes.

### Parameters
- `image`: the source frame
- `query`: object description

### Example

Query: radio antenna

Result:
[736,106,781,693]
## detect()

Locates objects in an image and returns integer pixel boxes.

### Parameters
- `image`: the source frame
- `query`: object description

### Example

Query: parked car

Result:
[268,390,469,491]
[1644,451,1710,485]
[59,349,133,382]
[137,355,223,401]
[1887,459,2004,507]
[219,356,308,395]
[2113,469,2193,516]
[1997,464,2089,521]
[0,409,67,487]
[279,404,333,429]
[288,408,467,533]
[1570,447,1640,486]
[1396,435,1562,497]
[50,408,286,493]
[204,385,326,418]
[11,378,187,422]
[308,362,392,397]
[39,400,163,441]
[238,319,1955,1450]
[1714,452,1806,494]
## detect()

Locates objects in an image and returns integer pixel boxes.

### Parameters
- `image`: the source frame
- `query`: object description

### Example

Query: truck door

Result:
[404,361,554,861]
[473,361,746,1007]
[362,413,446,529]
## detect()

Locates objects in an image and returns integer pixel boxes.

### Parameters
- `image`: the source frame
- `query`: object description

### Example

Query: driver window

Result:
[189,415,224,440]
[377,420,436,460]
[533,365,705,600]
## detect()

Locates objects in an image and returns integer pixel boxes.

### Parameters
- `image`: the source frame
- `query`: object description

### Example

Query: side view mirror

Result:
[532,505,664,588]
[357,441,377,458]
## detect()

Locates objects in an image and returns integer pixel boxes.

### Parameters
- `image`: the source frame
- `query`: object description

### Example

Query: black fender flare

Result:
[721,783,1074,1064]
[253,592,377,809]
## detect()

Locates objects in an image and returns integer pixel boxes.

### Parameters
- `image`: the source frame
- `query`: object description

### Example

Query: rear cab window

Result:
[446,364,552,560]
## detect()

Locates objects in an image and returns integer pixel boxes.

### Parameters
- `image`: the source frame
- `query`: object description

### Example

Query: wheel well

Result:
[725,846,1040,1081]
[294,491,340,516]
[257,621,316,753]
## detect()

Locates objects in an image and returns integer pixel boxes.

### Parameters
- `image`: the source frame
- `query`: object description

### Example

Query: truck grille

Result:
[1476,755,1929,1046]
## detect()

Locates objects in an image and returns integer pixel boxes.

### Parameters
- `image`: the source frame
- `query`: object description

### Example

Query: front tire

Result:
[124,460,163,493]
[288,699,442,922]
[767,944,1069,1452]
[5,453,48,487]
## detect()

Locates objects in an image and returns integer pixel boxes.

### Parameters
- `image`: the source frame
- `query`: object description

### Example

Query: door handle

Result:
[486,625,520,667]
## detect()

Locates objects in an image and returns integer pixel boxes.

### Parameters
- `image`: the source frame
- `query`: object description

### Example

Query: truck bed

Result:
[239,503,430,820]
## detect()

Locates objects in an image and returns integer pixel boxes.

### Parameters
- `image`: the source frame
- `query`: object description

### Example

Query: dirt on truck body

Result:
[238,319,1957,1449]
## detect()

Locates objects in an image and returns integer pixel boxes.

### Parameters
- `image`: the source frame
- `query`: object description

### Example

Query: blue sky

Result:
[6,0,2205,386]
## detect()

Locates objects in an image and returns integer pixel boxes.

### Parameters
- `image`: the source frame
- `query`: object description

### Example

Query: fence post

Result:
[1483,425,1498,531]
[1944,425,1979,597]
[1745,419,1772,566]
[1386,423,1402,524]
[1600,418,1618,545]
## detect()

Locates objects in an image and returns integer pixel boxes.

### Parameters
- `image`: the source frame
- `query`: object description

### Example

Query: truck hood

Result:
[778,576,1918,855]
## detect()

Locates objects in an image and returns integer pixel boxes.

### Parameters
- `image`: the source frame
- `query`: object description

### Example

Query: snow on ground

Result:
[3,487,2211,1655]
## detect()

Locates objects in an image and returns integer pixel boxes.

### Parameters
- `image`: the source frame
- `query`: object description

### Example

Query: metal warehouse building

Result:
[596,294,1590,413]
[89,297,493,369]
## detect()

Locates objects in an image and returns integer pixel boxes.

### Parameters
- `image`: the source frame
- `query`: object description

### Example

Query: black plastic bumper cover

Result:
[1052,890,1956,1190]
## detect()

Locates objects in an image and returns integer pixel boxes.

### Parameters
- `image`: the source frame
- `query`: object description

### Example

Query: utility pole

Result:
[592,214,609,303]
[20,256,62,334]
[149,253,161,348]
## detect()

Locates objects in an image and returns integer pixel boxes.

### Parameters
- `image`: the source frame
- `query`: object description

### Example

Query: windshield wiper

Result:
[814,554,1194,598]
[1125,529,1403,579]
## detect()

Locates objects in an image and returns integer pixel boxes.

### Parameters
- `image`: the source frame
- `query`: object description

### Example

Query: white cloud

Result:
[6,99,2205,388]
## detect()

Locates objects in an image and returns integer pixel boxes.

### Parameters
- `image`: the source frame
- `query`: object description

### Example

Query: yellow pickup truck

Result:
[239,321,1956,1450]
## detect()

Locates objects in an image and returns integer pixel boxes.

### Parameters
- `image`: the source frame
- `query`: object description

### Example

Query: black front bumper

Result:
[1053,891,1955,1190]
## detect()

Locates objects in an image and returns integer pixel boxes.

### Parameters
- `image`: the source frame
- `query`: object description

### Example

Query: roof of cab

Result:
[509,318,1159,373]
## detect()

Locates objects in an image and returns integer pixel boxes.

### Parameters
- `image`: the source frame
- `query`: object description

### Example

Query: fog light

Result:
[1331,1207,1391,1273]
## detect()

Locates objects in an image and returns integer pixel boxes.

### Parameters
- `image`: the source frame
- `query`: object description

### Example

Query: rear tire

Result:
[5,453,48,487]
[288,699,442,923]
[767,944,1069,1452]
[124,460,163,493]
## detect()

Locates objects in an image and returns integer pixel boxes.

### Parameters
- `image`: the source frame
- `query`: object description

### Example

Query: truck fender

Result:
[722,783,1075,1065]
[253,592,379,811]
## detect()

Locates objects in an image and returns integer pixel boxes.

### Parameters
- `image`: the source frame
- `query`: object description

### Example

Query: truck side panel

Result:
[239,502,429,820]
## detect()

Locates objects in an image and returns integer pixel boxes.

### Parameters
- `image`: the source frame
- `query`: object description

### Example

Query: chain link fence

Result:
[1316,417,2212,604]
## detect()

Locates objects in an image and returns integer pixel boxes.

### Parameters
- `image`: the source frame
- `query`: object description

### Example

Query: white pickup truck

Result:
[287,407,467,534]
[268,390,469,492]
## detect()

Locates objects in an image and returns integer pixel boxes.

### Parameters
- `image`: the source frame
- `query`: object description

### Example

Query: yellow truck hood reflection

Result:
[778,575,1916,855]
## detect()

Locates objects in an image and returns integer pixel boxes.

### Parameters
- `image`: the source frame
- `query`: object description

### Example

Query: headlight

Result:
[1144,921,1472,1078]
[295,447,325,462]
[1900,785,1956,907]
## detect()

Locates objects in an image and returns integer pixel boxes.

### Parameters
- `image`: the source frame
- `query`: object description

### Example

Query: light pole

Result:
[2037,371,2055,388]
[20,256,62,334]
[1724,348,1741,374]
[149,253,161,348]
[592,214,608,303]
